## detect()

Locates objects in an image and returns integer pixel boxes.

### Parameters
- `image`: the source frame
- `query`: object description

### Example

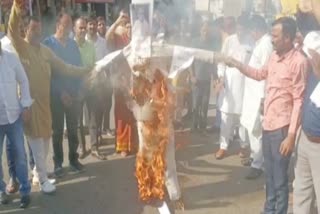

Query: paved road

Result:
[0,115,269,214]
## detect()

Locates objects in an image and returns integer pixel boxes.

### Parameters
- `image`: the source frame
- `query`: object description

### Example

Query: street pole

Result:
[29,0,33,16]
[36,0,41,20]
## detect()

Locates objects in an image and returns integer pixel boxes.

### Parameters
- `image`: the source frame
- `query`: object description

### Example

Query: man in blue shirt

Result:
[43,12,84,177]
[293,11,320,213]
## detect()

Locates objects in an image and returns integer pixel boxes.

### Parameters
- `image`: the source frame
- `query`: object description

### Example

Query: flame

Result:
[133,69,174,202]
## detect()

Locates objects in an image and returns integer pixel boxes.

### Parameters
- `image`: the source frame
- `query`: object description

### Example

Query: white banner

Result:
[169,46,194,79]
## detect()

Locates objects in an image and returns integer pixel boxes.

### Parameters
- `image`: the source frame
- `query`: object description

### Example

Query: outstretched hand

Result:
[224,57,241,68]
[115,12,129,26]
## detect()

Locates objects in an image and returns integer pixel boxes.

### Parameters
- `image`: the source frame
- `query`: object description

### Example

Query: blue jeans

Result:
[262,126,291,214]
[7,137,35,182]
[0,117,31,196]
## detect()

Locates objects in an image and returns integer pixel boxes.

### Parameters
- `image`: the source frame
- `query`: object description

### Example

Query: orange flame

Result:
[134,70,174,202]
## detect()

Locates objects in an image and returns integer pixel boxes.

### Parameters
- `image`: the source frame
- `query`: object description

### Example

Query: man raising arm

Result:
[225,17,308,214]
[7,0,90,196]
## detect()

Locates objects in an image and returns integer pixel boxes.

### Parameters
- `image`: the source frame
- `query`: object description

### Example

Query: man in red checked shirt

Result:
[224,17,308,214]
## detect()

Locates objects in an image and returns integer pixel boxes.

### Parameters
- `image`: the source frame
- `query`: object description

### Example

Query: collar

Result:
[75,37,86,47]
[86,34,98,43]
[275,48,295,62]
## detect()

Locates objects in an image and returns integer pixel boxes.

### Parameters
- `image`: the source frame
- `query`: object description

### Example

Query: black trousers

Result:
[192,81,211,130]
[51,94,80,168]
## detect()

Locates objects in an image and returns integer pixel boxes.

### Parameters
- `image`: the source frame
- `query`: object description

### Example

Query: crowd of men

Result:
[0,0,320,213]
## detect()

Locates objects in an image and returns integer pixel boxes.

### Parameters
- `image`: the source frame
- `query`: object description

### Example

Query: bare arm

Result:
[106,14,129,49]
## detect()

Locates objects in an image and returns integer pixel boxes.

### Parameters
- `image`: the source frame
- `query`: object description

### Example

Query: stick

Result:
[29,0,33,16]
[36,0,41,20]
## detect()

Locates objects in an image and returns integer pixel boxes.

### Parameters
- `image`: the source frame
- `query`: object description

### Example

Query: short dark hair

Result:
[272,17,297,41]
[87,15,97,24]
[27,16,40,24]
[74,16,87,25]
[296,10,320,37]
[97,16,105,23]
[56,12,71,24]
[250,15,268,32]
[23,15,40,29]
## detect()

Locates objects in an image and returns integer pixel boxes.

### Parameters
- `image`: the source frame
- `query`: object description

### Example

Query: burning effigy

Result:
[87,1,225,213]
[88,42,224,213]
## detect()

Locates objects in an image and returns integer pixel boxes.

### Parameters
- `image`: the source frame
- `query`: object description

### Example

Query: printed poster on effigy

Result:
[130,0,153,58]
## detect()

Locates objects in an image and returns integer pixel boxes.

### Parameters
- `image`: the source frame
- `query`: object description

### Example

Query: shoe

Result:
[106,129,115,138]
[79,150,87,159]
[91,150,107,160]
[48,179,56,185]
[20,195,30,209]
[6,178,19,194]
[120,151,129,157]
[239,147,250,158]
[245,167,263,180]
[0,192,9,205]
[40,180,56,194]
[215,149,227,160]
[69,161,85,174]
[54,166,65,178]
[241,158,253,167]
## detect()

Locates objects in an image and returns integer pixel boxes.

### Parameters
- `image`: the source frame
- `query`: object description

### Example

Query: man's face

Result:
[57,15,72,38]
[26,20,42,45]
[271,24,286,53]
[97,20,106,36]
[87,20,97,36]
[74,19,87,40]
[200,24,210,41]
[250,29,260,42]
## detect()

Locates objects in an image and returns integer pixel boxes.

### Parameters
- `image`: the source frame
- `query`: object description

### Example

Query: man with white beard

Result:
[215,15,253,160]
[239,15,273,180]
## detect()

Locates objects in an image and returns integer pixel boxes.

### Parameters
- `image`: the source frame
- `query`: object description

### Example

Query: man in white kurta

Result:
[239,15,273,179]
[215,15,253,160]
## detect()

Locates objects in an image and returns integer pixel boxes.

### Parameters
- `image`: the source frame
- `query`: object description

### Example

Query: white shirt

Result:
[0,50,33,125]
[240,34,273,134]
[1,36,16,54]
[86,34,108,61]
[218,34,252,114]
